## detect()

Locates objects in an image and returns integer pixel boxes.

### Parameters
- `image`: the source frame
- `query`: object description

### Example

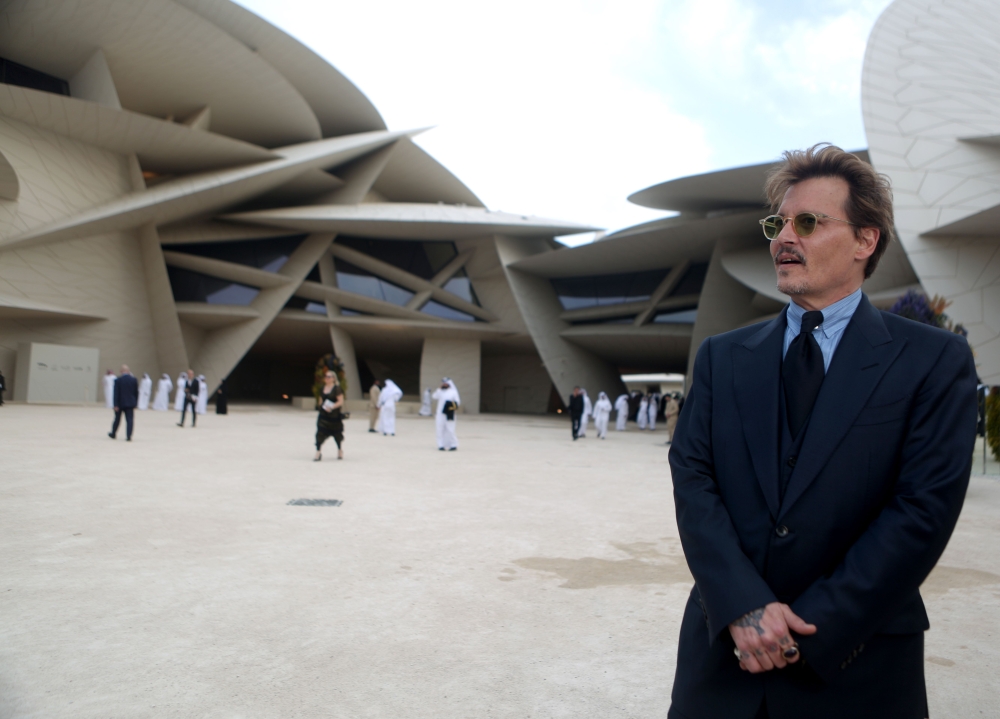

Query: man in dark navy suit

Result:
[109,365,139,441]
[568,386,585,440]
[668,145,977,719]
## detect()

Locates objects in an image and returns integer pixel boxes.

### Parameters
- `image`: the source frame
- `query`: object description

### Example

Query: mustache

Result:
[774,248,805,266]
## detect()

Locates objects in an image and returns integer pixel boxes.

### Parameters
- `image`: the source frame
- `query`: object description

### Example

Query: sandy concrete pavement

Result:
[0,403,997,718]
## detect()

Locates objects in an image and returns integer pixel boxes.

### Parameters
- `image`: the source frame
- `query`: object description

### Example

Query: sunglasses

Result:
[759,212,857,240]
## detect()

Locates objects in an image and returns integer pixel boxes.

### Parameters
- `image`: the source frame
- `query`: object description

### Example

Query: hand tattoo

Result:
[734,607,766,636]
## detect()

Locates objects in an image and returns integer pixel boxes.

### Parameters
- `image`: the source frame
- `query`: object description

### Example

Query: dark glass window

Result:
[0,57,69,96]
[421,300,476,322]
[334,259,415,306]
[284,296,327,315]
[570,315,636,325]
[551,269,668,310]
[165,236,305,272]
[336,236,457,281]
[168,267,259,305]
[332,237,482,307]
[671,262,709,297]
[653,307,698,324]
[441,268,480,306]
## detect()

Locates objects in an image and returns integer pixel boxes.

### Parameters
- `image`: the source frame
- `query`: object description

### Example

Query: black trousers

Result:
[111,407,134,439]
[179,398,197,426]
[571,413,582,438]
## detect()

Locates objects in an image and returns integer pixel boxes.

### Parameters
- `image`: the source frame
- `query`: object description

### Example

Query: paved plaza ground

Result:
[1,403,998,718]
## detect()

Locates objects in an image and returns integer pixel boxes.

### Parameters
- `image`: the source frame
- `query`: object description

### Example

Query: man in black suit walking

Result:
[108,365,139,441]
[177,369,199,427]
[568,386,584,440]
[668,145,977,718]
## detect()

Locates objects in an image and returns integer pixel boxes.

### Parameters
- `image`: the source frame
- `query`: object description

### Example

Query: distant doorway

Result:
[503,386,534,414]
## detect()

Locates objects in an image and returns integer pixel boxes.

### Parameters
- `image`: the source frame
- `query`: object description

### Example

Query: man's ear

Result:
[856,227,879,261]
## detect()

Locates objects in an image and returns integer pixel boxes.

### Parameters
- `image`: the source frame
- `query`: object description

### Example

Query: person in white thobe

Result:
[102,370,116,408]
[614,393,630,431]
[195,374,208,414]
[579,389,593,438]
[647,392,660,430]
[419,388,432,416]
[173,372,187,411]
[593,391,613,439]
[432,378,460,450]
[637,395,649,430]
[137,373,153,410]
[152,374,172,411]
[378,379,403,436]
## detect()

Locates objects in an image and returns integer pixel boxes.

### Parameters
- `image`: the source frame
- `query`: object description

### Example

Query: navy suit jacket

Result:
[668,295,976,718]
[113,374,139,409]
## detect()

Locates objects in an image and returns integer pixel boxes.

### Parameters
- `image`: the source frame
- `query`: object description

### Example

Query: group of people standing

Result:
[101,369,209,417]
[102,367,214,441]
[633,390,681,438]
[362,378,402,436]
[568,387,682,442]
[315,376,462,459]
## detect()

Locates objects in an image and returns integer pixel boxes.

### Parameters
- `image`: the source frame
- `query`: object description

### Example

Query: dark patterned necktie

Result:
[783,310,825,438]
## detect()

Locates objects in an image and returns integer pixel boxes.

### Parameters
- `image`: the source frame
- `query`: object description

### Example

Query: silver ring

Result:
[733,647,748,660]
[783,646,799,659]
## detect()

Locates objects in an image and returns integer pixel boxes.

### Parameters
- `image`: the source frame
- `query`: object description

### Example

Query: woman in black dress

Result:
[314,370,345,461]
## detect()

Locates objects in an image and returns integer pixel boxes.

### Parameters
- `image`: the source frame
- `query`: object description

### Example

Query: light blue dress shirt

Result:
[782,288,863,372]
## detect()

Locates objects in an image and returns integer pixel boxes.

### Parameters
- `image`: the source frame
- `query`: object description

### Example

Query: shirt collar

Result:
[786,288,862,338]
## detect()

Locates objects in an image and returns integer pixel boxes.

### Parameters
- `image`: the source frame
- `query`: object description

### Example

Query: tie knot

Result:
[801,311,824,335]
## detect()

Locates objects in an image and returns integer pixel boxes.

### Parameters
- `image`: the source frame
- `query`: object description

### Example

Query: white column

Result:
[419,338,481,414]
[317,250,362,400]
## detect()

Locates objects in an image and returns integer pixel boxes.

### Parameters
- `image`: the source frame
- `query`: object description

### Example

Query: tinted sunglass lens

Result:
[794,213,818,236]
[762,216,783,239]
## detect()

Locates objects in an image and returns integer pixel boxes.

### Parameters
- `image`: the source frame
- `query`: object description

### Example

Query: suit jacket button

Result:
[775,525,790,538]
[787,456,797,468]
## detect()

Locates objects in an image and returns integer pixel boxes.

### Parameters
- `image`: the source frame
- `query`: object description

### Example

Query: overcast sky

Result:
[236,0,893,244]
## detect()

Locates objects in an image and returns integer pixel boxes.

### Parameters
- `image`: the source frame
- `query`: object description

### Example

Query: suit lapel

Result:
[778,296,905,519]
[732,312,787,519]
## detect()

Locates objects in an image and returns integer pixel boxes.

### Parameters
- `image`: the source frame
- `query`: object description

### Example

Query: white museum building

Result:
[1,0,997,412]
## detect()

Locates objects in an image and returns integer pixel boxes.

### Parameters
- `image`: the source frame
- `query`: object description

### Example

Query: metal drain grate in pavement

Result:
[287,499,343,506]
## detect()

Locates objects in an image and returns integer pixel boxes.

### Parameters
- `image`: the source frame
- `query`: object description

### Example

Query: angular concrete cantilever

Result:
[0,128,426,252]
[0,83,276,174]
[161,250,293,289]
[223,203,599,240]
